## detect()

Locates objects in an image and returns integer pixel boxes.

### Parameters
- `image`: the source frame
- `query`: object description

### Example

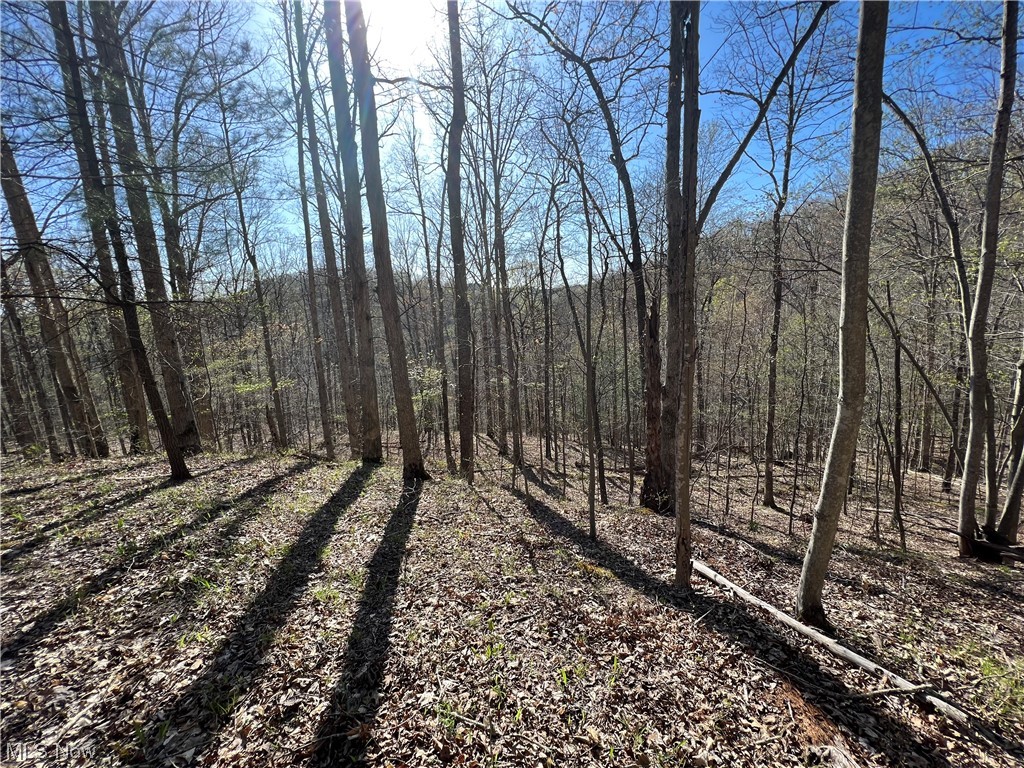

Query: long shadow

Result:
[693,518,805,568]
[307,480,421,767]
[0,459,162,497]
[138,464,378,765]
[506,487,1020,767]
[521,464,565,499]
[0,460,313,669]
[1,458,260,568]
[2,478,170,568]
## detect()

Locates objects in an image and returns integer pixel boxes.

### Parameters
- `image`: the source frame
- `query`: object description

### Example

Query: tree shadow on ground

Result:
[521,464,565,499]
[138,464,378,765]
[692,517,806,568]
[0,458,258,569]
[506,486,1017,768]
[0,458,165,497]
[306,480,422,767]
[0,460,313,670]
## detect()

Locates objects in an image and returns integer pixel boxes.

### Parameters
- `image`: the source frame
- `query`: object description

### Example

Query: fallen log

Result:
[691,559,1009,748]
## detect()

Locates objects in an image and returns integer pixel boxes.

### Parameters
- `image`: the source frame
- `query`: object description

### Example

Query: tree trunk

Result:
[123,69,217,450]
[674,0,701,589]
[1,133,107,459]
[763,108,795,509]
[997,335,1024,542]
[294,0,361,458]
[1,328,40,457]
[49,0,148,455]
[957,0,1017,555]
[216,89,288,448]
[346,0,428,481]
[283,4,334,460]
[796,0,888,627]
[918,269,937,471]
[89,0,201,456]
[324,0,383,462]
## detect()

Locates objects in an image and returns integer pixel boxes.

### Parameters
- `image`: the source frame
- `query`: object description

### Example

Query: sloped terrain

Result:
[1,452,1021,767]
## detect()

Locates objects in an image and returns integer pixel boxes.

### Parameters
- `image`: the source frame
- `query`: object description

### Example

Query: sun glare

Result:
[362,0,445,77]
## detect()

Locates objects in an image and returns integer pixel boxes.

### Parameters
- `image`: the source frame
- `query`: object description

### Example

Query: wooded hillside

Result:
[1,1,1022,765]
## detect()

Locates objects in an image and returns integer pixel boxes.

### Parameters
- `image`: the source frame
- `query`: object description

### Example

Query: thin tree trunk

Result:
[763,107,796,509]
[324,0,382,462]
[958,0,1018,555]
[216,90,288,447]
[918,268,937,471]
[1,327,39,457]
[89,0,201,455]
[346,0,427,481]
[1,133,107,459]
[294,0,361,458]
[997,334,1024,541]
[283,4,334,460]
[796,0,888,627]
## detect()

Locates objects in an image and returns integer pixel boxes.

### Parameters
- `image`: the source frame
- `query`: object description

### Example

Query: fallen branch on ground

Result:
[691,559,1012,750]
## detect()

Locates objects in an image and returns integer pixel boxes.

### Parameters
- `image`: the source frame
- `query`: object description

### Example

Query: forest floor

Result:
[1,444,1022,768]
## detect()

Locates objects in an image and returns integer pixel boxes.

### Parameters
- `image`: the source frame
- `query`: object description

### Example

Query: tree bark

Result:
[673,0,701,589]
[324,0,383,462]
[796,0,888,627]
[957,0,1017,555]
[346,0,428,480]
[89,0,202,456]
[294,0,361,458]
[1,133,108,459]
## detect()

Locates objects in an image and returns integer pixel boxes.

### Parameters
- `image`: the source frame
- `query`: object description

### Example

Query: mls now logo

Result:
[3,741,97,762]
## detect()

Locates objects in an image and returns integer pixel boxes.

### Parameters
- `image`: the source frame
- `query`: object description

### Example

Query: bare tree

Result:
[447,1,475,480]
[957,0,1018,552]
[293,0,361,457]
[1,133,108,459]
[796,0,889,628]
[324,0,383,462]
[89,0,202,455]
[345,0,428,481]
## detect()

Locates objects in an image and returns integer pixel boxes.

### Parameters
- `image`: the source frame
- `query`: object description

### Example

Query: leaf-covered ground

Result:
[1,449,1021,767]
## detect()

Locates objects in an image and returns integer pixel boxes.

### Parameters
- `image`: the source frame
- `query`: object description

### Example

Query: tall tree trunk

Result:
[294,0,361,458]
[324,0,383,462]
[918,268,937,471]
[123,69,216,449]
[49,0,148,455]
[763,105,796,509]
[284,4,334,460]
[89,0,202,455]
[796,0,888,627]
[346,0,428,481]
[432,189,457,475]
[1,133,107,459]
[957,0,1017,555]
[485,248,508,454]
[673,0,701,588]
